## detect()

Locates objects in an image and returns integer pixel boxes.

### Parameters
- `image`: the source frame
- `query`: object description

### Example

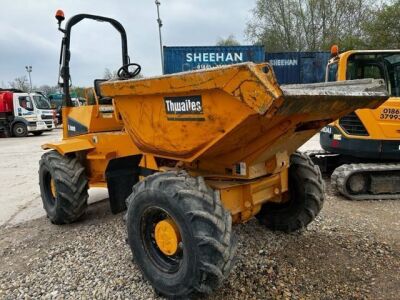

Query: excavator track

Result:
[331,163,400,200]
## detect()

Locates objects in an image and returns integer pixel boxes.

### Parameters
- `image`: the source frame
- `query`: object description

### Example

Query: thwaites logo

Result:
[164,95,205,121]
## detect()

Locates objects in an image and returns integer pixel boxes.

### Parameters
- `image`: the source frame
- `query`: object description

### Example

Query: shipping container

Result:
[163,45,265,74]
[265,52,330,84]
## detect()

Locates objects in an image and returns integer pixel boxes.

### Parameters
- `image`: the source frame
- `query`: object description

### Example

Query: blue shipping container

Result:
[163,45,265,74]
[265,52,330,84]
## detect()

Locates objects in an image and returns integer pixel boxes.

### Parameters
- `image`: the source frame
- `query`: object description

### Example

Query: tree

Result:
[38,85,59,96]
[103,67,144,80]
[216,35,241,46]
[8,76,29,91]
[364,0,400,49]
[103,68,118,80]
[70,86,86,98]
[246,0,376,52]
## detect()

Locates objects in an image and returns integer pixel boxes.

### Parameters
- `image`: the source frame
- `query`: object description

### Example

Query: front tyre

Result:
[39,151,88,224]
[12,123,28,137]
[126,171,237,298]
[256,152,325,232]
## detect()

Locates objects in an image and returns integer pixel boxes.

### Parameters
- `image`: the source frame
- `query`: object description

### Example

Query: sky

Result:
[0,0,255,88]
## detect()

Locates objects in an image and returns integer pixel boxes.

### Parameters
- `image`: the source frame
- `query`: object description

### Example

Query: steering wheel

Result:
[117,63,142,79]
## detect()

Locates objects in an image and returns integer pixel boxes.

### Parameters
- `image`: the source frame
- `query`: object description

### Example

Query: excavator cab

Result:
[311,46,400,200]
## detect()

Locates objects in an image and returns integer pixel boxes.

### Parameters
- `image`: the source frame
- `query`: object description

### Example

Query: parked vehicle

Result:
[39,12,388,298]
[0,89,55,137]
[48,92,86,124]
[308,46,400,200]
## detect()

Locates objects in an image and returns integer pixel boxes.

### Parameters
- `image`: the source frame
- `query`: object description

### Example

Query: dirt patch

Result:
[0,180,399,299]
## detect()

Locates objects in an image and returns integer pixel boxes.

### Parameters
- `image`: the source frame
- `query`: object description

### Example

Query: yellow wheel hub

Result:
[154,219,181,256]
[50,178,56,198]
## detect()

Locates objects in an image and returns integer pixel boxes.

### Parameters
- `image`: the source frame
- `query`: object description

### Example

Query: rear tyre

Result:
[32,131,44,136]
[12,123,28,137]
[39,150,88,224]
[126,171,237,298]
[256,152,325,232]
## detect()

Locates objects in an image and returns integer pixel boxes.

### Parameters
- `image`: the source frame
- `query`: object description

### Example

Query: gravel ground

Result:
[0,179,399,299]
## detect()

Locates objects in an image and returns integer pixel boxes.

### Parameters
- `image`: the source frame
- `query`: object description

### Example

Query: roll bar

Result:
[57,13,129,107]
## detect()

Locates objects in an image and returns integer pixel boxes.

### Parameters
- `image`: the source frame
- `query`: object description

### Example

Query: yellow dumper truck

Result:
[39,12,388,298]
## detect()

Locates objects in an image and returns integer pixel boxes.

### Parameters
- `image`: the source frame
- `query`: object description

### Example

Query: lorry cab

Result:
[0,90,55,137]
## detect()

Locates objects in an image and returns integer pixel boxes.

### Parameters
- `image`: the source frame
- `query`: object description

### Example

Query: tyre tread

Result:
[127,170,236,297]
[39,151,88,224]
[257,151,325,232]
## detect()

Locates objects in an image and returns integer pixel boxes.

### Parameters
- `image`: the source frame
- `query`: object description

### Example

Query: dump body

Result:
[101,62,387,178]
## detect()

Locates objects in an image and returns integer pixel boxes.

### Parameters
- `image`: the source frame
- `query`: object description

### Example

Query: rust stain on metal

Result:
[101,64,387,166]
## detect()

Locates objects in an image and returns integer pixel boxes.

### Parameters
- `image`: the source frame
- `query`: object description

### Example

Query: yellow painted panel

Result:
[42,138,94,155]
[115,90,253,161]
[100,62,383,169]
[334,50,400,141]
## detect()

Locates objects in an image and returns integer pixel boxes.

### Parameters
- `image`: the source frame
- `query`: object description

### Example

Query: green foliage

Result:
[6,78,91,99]
[38,85,59,96]
[246,0,379,52]
[216,35,241,46]
[70,87,86,98]
[364,0,400,49]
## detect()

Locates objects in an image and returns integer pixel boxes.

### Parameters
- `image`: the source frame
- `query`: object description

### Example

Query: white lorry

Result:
[0,89,56,137]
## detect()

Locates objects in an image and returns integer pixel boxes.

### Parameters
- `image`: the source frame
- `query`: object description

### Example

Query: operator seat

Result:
[94,79,113,105]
